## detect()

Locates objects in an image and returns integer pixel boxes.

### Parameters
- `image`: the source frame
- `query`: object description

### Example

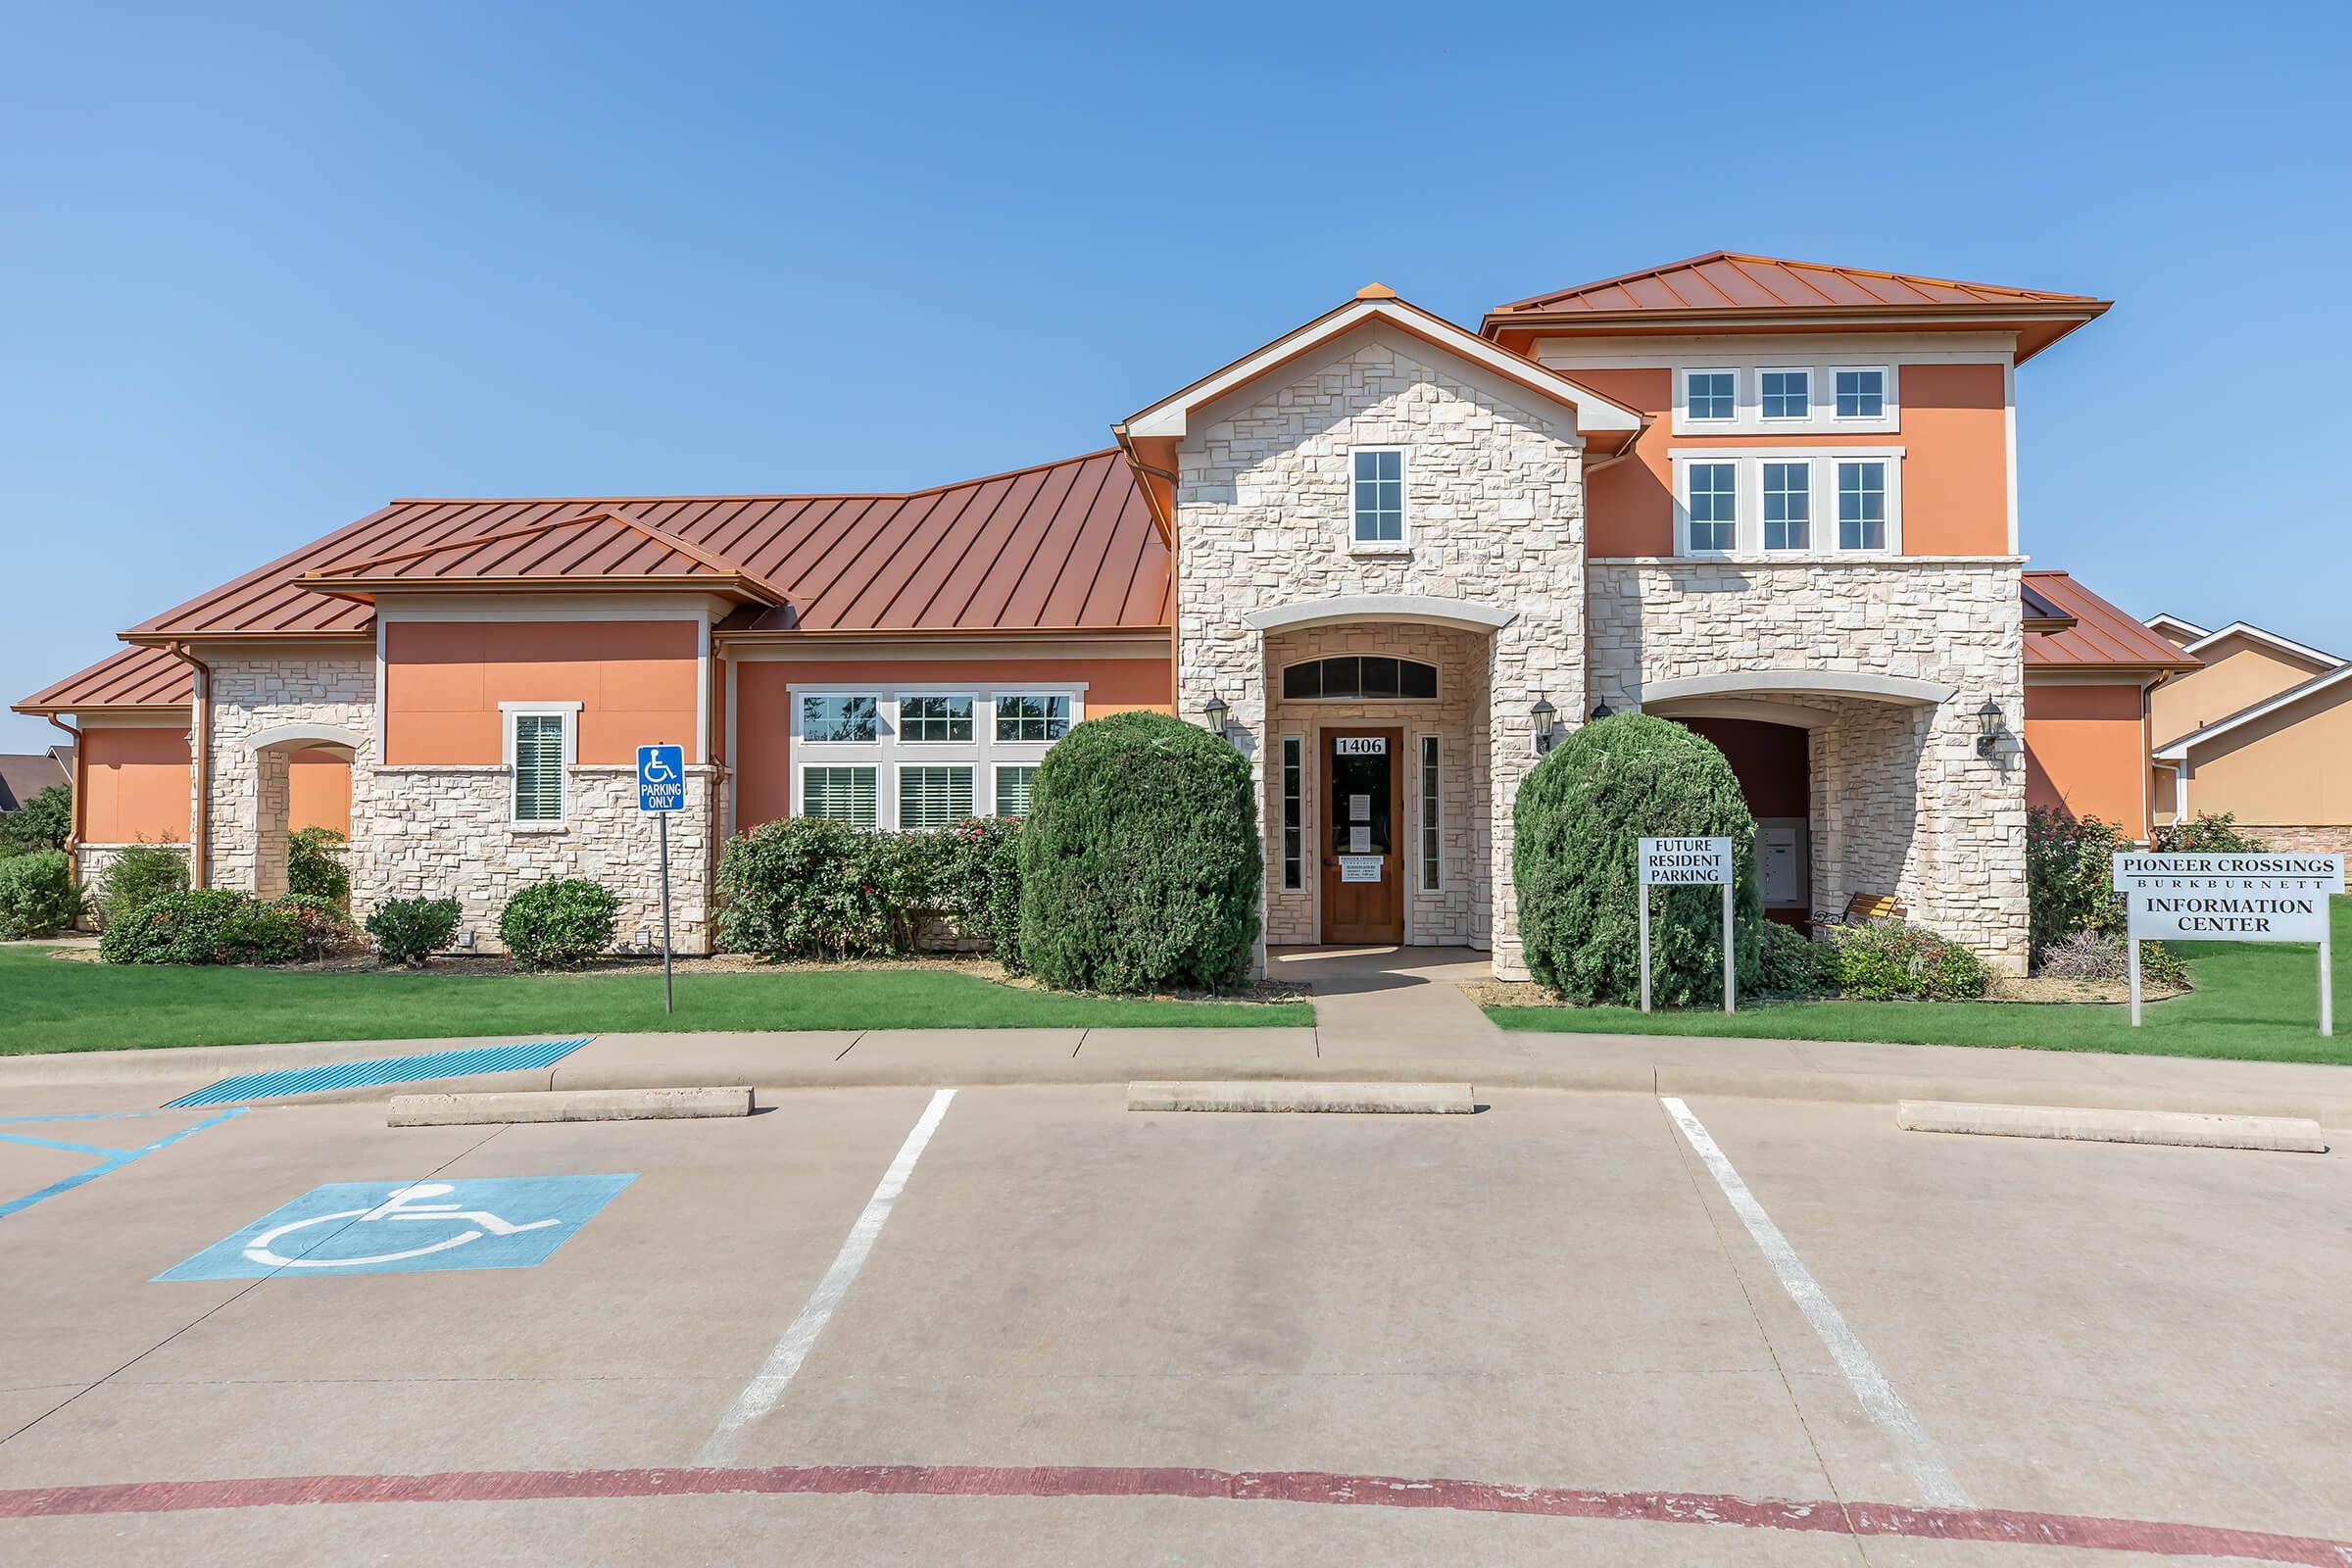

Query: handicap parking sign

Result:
[155,1175,635,1282]
[637,744,685,813]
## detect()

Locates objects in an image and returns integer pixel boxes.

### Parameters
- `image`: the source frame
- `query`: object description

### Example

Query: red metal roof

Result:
[2024,571,2202,672]
[14,644,194,714]
[1491,252,2104,316]
[120,450,1169,641]
[304,511,792,605]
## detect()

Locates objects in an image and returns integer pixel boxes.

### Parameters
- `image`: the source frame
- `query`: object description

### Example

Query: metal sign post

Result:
[1638,836,1737,1014]
[636,744,687,1015]
[2112,852,2343,1033]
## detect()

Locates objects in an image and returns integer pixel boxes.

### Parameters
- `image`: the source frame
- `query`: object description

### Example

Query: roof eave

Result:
[294,574,782,609]
[1480,300,2112,362]
[11,700,193,718]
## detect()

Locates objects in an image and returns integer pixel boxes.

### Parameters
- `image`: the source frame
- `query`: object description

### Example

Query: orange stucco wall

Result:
[1573,362,2009,558]
[383,620,702,766]
[732,657,1174,830]
[286,747,352,836]
[2025,682,2149,836]
[80,726,190,844]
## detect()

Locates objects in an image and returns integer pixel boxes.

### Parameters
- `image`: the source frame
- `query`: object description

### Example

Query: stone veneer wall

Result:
[1173,324,1587,978]
[203,653,377,897]
[2231,824,2352,858]
[1588,560,2029,974]
[1261,622,1491,947]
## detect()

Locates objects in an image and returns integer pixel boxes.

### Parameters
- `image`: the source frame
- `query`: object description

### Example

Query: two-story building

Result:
[18,253,2124,977]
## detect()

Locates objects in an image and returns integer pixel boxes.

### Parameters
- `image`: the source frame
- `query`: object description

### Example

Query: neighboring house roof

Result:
[113,449,1168,643]
[13,644,195,716]
[2143,612,2210,643]
[0,751,71,810]
[2178,619,2344,669]
[2155,662,2352,760]
[2023,570,2202,673]
[1481,251,2110,362]
[302,510,794,607]
[1123,285,1645,451]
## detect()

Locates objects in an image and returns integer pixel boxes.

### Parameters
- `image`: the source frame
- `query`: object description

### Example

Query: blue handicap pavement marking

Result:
[155,1174,637,1282]
[0,1108,249,1223]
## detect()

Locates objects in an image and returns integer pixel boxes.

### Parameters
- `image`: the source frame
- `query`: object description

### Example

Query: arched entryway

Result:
[247,723,361,898]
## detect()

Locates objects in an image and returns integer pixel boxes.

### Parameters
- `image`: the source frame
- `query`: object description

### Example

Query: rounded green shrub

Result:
[1512,712,1761,1005]
[286,826,351,906]
[366,895,462,967]
[500,877,620,969]
[1756,920,1839,997]
[97,841,188,926]
[0,784,73,854]
[715,816,907,959]
[1016,710,1260,994]
[98,888,300,965]
[0,849,86,939]
[1831,919,1990,1001]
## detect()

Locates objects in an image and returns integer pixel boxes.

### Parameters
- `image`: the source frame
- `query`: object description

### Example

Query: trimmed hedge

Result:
[714,815,1025,961]
[500,877,620,969]
[1513,712,1762,1006]
[99,889,301,965]
[0,849,86,939]
[367,896,462,967]
[1015,710,1260,994]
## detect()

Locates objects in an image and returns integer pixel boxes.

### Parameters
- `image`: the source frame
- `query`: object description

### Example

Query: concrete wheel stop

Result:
[389,1087,753,1126]
[1896,1100,2328,1153]
[1128,1081,1475,1114]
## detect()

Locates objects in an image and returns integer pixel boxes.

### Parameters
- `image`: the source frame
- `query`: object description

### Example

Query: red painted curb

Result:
[3,1463,2346,1564]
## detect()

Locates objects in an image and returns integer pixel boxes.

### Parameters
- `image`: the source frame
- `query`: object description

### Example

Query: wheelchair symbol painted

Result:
[156,1174,636,1281]
[242,1183,561,1269]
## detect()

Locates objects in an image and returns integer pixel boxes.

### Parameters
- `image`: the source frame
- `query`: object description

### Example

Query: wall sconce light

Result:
[1531,696,1558,756]
[1201,696,1230,739]
[1590,702,1614,721]
[1975,698,2007,759]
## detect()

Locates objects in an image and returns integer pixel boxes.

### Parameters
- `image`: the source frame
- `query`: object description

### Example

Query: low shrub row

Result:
[714,815,1022,963]
[99,888,359,966]
[1751,918,1992,1002]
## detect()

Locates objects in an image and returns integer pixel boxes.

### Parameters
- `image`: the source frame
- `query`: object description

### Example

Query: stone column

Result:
[1489,616,1584,981]
[253,748,290,898]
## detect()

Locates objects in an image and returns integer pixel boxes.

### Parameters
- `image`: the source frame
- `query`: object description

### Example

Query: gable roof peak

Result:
[1353,281,1397,300]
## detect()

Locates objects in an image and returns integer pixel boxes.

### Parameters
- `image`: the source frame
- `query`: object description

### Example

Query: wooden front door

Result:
[1320,727,1404,944]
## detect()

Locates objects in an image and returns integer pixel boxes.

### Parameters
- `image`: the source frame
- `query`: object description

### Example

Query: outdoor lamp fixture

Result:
[1201,696,1231,743]
[1531,696,1558,756]
[1590,702,1614,721]
[1975,698,2007,759]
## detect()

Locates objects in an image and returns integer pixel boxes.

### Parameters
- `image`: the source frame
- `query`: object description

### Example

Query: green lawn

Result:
[0,949,1309,1055]
[1487,896,2352,1065]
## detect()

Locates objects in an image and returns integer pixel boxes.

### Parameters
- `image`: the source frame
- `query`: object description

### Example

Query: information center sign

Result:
[1636,837,1736,1016]
[2111,853,2341,1033]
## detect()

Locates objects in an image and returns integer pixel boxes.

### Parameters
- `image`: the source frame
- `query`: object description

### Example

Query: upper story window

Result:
[1281,657,1438,701]
[1685,462,1739,554]
[1838,461,1888,551]
[1685,370,1737,422]
[799,693,878,743]
[1351,449,1404,545]
[1671,450,1899,558]
[1760,369,1811,420]
[1835,368,1886,419]
[900,695,973,743]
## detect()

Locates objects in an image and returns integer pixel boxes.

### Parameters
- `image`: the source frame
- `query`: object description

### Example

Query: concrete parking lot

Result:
[1,1082,2347,1565]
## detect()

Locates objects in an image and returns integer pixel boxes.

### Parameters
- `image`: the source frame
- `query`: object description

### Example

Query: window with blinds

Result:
[899,765,973,830]
[512,712,567,823]
[994,764,1039,817]
[803,765,878,827]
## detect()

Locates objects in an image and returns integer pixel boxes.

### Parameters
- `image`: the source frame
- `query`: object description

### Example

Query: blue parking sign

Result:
[637,744,685,812]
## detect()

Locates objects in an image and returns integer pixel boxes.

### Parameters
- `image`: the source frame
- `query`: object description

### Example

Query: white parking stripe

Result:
[1661,1096,1971,1509]
[698,1089,956,1464]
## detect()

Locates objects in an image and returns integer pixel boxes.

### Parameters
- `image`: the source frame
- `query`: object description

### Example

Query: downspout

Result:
[166,641,213,888]
[44,713,83,864]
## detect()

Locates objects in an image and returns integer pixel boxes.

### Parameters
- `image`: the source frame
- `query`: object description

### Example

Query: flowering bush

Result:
[2151,812,2270,854]
[2026,807,2130,961]
[1831,919,1990,1001]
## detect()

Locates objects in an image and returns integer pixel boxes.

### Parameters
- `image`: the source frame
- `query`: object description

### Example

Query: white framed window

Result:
[994,763,1040,817]
[1669,449,1901,558]
[1762,461,1811,552]
[500,702,579,827]
[900,764,974,830]
[1682,461,1740,555]
[900,694,974,743]
[803,764,878,826]
[1349,447,1406,546]
[1833,367,1886,420]
[1759,368,1811,421]
[994,694,1071,743]
[1418,735,1441,893]
[798,693,878,743]
[1683,368,1737,423]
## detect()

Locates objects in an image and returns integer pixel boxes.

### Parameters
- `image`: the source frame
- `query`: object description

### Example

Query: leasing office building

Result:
[19,254,2126,978]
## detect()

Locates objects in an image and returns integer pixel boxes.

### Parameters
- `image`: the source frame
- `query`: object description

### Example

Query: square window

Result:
[802,765,877,827]
[1763,462,1811,551]
[1686,370,1736,420]
[1836,369,1886,418]
[900,695,973,743]
[995,764,1039,817]
[899,765,974,830]
[1687,462,1738,552]
[1760,369,1810,420]
[799,693,878,743]
[994,694,1071,743]
[512,712,566,823]
[1838,461,1887,550]
[1352,449,1404,543]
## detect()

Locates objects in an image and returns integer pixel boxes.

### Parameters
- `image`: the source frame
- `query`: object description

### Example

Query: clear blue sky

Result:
[6,1,2348,752]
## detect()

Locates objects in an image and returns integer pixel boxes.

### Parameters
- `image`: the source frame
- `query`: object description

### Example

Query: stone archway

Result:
[248,724,364,899]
